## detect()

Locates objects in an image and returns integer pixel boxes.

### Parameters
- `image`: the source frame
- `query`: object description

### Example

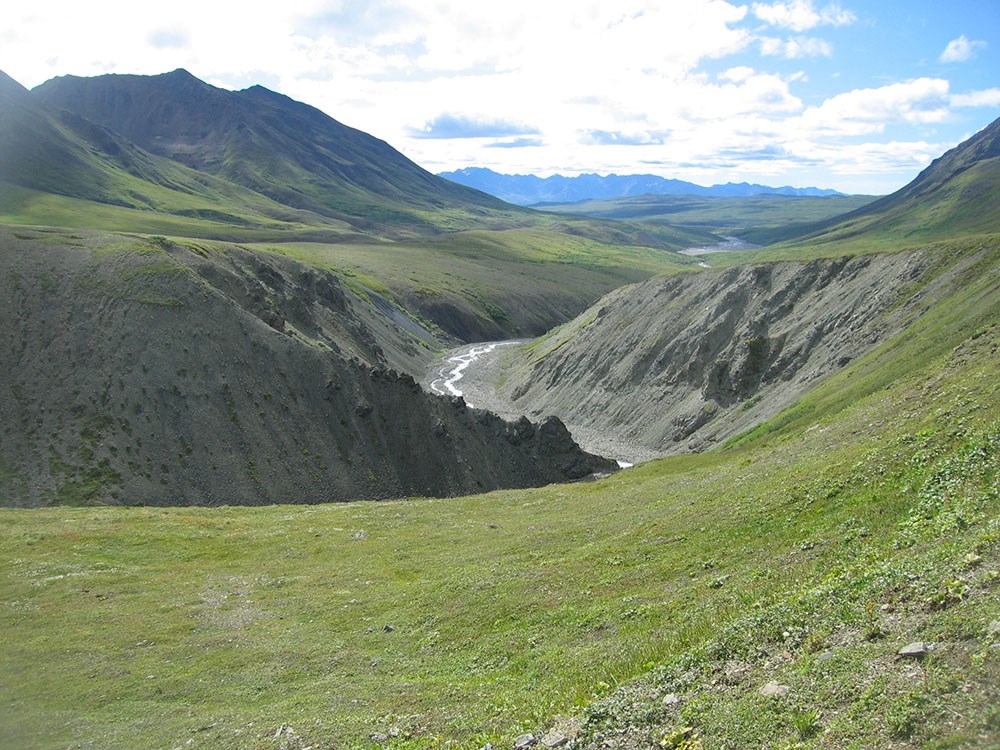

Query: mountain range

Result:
[438,166,844,205]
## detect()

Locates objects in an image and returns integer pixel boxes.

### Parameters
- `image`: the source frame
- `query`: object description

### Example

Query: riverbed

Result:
[679,235,759,255]
[425,340,663,468]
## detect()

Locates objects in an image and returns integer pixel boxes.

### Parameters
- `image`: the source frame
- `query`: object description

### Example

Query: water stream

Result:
[428,340,521,408]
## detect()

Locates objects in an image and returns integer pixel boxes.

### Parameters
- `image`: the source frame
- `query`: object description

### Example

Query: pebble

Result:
[898,641,930,658]
[541,731,569,748]
[513,734,537,749]
[662,693,680,705]
[759,681,790,696]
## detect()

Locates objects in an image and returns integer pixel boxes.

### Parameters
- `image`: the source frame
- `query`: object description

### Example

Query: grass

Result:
[536,194,877,237]
[246,228,696,338]
[1,274,997,748]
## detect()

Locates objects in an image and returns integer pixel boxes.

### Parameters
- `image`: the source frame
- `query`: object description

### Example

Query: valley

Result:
[0,65,998,750]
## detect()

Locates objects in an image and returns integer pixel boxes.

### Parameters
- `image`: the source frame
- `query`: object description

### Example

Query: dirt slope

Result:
[0,226,613,506]
[499,247,989,455]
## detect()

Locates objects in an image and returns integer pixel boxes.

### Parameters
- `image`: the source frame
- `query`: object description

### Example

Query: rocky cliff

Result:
[0,227,614,506]
[500,246,989,454]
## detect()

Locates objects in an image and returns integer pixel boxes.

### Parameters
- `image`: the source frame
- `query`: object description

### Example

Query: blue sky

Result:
[3,0,998,193]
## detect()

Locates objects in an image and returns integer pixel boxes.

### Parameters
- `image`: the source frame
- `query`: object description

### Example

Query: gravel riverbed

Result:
[425,341,664,467]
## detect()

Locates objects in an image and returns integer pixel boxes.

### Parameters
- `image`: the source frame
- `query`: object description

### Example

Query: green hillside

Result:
[30,70,523,237]
[724,116,1000,261]
[0,69,709,341]
[1,235,997,749]
[0,71,361,241]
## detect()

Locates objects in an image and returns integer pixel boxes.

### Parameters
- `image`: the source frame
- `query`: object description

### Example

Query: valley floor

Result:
[423,341,664,466]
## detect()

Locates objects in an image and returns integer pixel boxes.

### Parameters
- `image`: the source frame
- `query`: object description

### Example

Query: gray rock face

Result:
[0,228,613,506]
[501,248,972,454]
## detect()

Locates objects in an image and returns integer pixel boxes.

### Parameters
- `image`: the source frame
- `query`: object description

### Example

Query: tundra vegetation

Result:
[0,69,998,748]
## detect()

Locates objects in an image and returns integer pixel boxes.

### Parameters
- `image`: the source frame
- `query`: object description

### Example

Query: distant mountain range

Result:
[438,167,845,205]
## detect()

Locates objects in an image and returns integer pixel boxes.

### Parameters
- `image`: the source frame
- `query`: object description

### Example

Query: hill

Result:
[2,68,707,343]
[0,226,614,506]
[439,166,843,205]
[31,69,513,237]
[736,115,1000,252]
[1,234,996,747]
[491,240,996,459]
[0,70,364,242]
[472,118,1000,459]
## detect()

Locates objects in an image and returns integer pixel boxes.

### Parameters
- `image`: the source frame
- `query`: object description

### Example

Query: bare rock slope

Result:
[0,227,613,506]
[500,247,986,455]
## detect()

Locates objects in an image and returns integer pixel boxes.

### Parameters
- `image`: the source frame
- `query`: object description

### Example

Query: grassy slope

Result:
[534,194,877,237]
[251,228,696,334]
[2,238,997,749]
[711,127,1000,265]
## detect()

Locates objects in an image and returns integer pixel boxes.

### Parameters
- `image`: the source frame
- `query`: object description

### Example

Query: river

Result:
[425,340,657,468]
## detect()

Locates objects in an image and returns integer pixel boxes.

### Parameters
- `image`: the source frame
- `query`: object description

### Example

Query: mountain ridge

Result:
[745,115,1000,248]
[439,166,844,205]
[30,69,513,236]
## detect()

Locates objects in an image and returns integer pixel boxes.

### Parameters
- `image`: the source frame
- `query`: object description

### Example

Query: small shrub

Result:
[793,710,821,739]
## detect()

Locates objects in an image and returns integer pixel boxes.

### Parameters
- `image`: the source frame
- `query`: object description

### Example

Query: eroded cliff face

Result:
[501,248,982,454]
[0,227,613,507]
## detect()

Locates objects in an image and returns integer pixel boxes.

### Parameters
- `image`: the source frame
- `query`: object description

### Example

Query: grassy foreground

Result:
[1,260,998,748]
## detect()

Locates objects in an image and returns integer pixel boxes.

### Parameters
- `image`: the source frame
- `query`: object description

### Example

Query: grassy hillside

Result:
[1,232,997,748]
[535,194,876,238]
[720,117,1000,262]
[29,70,513,237]
[2,68,707,343]
[251,227,696,341]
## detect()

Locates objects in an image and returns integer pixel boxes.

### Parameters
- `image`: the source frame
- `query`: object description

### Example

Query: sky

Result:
[2,1,999,194]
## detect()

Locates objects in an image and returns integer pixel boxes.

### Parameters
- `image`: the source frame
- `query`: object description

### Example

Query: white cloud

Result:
[751,0,856,32]
[1,0,993,194]
[939,35,987,63]
[760,35,832,58]
[951,88,1000,108]
[796,78,952,136]
[720,66,757,83]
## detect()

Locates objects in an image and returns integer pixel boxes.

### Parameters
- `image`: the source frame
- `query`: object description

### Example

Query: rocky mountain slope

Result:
[0,226,613,506]
[500,245,993,455]
[495,118,1000,457]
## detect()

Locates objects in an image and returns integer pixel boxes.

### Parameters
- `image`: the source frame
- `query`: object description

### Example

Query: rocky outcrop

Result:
[0,227,612,506]
[501,248,982,454]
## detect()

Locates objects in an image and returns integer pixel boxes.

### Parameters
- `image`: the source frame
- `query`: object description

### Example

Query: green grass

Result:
[2,272,997,748]
[246,228,696,338]
[536,194,877,236]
